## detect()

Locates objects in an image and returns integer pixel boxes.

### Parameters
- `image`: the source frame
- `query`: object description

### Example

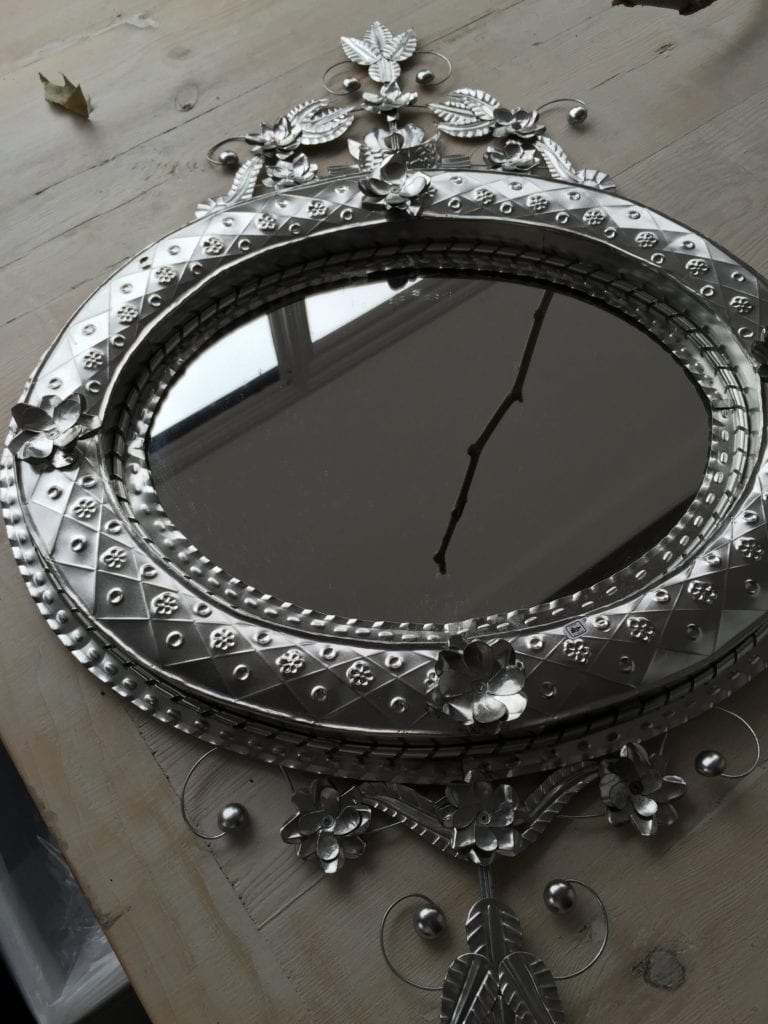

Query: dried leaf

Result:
[39,73,91,118]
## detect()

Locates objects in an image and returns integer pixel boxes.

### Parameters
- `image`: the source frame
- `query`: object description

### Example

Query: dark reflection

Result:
[148,273,709,623]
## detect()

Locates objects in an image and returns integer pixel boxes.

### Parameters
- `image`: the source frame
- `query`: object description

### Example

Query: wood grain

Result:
[1,1,768,1021]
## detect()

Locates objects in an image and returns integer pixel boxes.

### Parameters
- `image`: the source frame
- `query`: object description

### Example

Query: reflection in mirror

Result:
[148,274,710,624]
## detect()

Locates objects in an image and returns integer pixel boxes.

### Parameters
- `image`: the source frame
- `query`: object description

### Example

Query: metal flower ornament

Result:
[9,394,99,469]
[281,778,371,874]
[599,743,687,836]
[426,638,528,726]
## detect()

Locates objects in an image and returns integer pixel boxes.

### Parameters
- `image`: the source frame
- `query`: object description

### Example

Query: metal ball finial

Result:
[416,68,435,85]
[567,104,588,126]
[544,879,577,914]
[342,76,361,92]
[695,749,727,777]
[180,748,250,840]
[217,802,249,832]
[413,902,446,939]
[218,149,240,169]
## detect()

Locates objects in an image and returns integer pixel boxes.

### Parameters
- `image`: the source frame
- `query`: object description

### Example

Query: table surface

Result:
[2,2,767,1022]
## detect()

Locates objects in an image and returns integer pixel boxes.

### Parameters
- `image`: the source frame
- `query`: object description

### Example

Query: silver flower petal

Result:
[657,776,687,802]
[22,435,55,461]
[53,394,86,430]
[51,449,76,470]
[473,694,508,725]
[333,805,362,835]
[631,794,658,818]
[317,832,341,861]
[297,810,327,836]
[54,424,82,450]
[298,835,316,859]
[474,826,499,853]
[630,811,658,837]
[11,403,53,433]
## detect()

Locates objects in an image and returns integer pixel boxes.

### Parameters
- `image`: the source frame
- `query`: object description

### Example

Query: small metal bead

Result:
[416,68,435,84]
[544,879,577,914]
[695,750,727,777]
[217,802,249,832]
[218,149,240,169]
[567,105,588,126]
[342,76,361,92]
[413,902,446,939]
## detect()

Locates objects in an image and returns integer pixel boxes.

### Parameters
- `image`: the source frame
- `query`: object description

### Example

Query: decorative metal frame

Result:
[3,19,767,1023]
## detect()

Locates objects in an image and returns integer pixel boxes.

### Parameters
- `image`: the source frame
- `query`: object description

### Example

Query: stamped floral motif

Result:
[256,213,277,231]
[72,497,98,520]
[599,743,686,837]
[202,237,225,256]
[9,393,99,470]
[688,580,717,604]
[307,199,328,218]
[583,208,606,226]
[210,627,237,651]
[116,305,139,325]
[277,648,306,675]
[281,777,370,873]
[730,295,754,314]
[101,546,127,570]
[151,592,179,616]
[472,186,495,205]
[346,660,375,688]
[635,231,658,248]
[82,350,104,370]
[736,537,765,561]
[527,194,550,213]
[686,258,709,276]
[563,638,591,664]
[627,616,655,643]
[154,266,177,284]
[427,639,527,726]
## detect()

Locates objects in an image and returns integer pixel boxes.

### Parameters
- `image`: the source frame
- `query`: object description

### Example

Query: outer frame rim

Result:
[4,168,768,782]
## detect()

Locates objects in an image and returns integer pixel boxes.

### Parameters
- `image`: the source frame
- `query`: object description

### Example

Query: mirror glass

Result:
[148,273,710,623]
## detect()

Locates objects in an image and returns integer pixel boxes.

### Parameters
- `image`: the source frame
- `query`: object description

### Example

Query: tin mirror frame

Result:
[5,18,768,1022]
[4,152,768,781]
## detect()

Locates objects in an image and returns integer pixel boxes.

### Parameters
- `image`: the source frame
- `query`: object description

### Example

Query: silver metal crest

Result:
[198,19,613,220]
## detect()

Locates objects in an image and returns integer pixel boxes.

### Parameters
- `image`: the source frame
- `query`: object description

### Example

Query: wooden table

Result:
[2,1,767,1021]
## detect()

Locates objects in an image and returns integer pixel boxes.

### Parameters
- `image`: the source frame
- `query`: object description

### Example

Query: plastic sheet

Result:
[0,746,127,1023]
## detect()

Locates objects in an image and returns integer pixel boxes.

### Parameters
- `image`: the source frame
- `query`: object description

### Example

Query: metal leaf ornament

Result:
[441,898,565,1024]
[536,136,616,192]
[284,98,355,145]
[429,88,502,138]
[340,21,418,83]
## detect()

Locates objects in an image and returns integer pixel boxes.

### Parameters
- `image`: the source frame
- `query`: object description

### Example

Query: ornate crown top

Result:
[198,19,614,220]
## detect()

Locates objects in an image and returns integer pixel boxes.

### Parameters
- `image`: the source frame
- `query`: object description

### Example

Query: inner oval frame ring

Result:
[4,167,768,783]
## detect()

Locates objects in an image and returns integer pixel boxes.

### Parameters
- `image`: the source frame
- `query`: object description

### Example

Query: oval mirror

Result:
[148,272,710,625]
